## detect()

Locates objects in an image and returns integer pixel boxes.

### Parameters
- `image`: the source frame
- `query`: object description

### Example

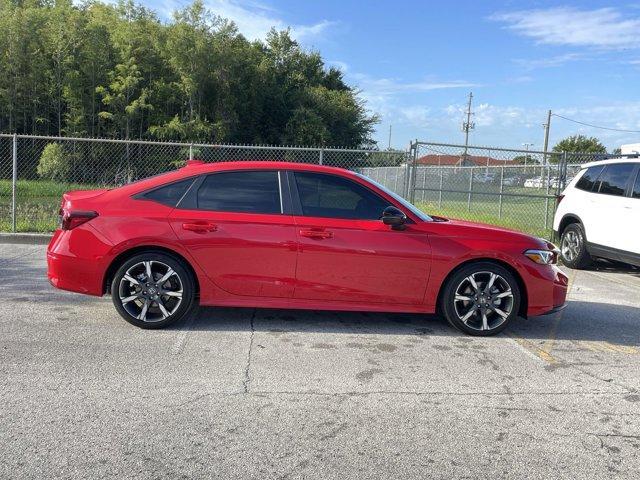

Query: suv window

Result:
[596,163,635,196]
[633,169,640,199]
[575,166,604,192]
[197,171,281,214]
[294,172,389,219]
[142,178,195,207]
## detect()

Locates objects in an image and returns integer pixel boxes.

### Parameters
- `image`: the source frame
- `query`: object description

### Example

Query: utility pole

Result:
[522,142,534,170]
[462,92,475,158]
[388,124,392,150]
[542,109,552,165]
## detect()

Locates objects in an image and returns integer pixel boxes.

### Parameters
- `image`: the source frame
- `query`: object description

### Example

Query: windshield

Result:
[357,173,432,222]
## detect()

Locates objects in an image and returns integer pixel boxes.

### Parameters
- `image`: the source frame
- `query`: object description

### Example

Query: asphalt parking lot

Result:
[1,241,639,479]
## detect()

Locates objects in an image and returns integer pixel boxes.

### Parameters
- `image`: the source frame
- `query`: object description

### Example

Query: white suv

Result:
[553,157,640,269]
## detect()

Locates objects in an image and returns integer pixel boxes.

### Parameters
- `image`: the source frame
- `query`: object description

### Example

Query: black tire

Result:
[440,262,521,336]
[111,252,196,329]
[560,223,592,269]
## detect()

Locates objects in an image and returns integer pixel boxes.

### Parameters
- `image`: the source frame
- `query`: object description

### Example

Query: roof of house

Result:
[417,154,516,167]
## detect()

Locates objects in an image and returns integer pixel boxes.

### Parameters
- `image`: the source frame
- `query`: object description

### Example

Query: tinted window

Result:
[294,172,388,219]
[197,171,281,214]
[575,166,604,192]
[596,163,635,196]
[632,170,640,199]
[143,178,195,207]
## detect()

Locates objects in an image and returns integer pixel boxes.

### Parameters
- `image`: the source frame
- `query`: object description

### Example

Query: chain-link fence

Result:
[0,134,409,232]
[408,142,609,238]
[0,134,616,237]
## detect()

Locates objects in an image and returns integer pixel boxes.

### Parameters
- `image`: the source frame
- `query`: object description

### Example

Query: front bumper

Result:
[524,264,569,317]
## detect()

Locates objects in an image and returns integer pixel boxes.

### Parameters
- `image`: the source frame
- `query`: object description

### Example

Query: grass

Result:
[0,179,556,238]
[0,179,100,232]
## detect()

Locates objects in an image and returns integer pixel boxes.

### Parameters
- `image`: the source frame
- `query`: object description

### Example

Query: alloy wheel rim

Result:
[453,271,514,331]
[118,260,183,323]
[561,231,580,262]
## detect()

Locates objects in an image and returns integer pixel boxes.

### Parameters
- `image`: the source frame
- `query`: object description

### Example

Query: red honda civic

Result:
[47,161,568,336]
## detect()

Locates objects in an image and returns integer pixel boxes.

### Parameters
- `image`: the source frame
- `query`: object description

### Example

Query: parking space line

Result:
[506,333,559,365]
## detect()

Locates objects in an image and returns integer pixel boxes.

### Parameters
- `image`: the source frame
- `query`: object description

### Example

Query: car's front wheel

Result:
[560,223,592,269]
[441,262,521,336]
[111,252,196,329]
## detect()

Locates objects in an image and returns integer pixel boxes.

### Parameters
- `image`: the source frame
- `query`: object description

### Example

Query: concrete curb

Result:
[0,233,52,245]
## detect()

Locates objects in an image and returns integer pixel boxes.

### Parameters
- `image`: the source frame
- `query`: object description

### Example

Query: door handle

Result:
[299,228,333,239]
[182,221,217,233]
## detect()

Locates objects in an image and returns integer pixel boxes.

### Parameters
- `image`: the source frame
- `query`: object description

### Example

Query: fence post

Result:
[467,166,473,212]
[12,133,17,233]
[498,166,504,219]
[544,163,551,230]
[318,148,323,165]
[438,168,443,208]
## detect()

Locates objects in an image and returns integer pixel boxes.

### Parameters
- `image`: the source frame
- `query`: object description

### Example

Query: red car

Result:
[47,161,568,336]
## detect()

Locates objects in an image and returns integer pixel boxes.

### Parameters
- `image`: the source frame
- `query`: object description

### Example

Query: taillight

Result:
[59,210,98,230]
[556,194,565,206]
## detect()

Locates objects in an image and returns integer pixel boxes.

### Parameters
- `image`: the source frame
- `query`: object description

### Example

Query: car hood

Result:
[422,217,552,249]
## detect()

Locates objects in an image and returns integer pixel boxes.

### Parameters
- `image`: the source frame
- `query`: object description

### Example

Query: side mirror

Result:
[382,206,407,230]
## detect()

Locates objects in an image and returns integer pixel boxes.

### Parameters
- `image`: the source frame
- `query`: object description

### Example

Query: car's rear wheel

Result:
[111,252,196,329]
[560,223,591,269]
[441,262,521,336]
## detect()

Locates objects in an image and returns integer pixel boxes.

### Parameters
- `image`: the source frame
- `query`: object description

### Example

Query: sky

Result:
[145,0,640,151]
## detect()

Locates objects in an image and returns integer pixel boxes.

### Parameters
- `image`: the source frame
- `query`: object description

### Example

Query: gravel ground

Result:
[1,242,639,479]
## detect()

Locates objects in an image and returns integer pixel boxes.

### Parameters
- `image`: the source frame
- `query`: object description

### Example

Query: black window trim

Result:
[287,170,411,222]
[594,162,636,198]
[631,164,640,199]
[176,169,294,215]
[133,176,199,207]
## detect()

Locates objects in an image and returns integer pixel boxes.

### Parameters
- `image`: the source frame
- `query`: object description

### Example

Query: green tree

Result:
[37,143,71,180]
[552,135,606,154]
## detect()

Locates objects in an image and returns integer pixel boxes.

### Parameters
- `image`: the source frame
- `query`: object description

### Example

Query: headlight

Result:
[524,249,558,265]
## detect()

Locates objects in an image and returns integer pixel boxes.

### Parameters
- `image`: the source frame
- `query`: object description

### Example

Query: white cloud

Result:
[163,0,336,42]
[490,7,640,49]
[515,53,585,70]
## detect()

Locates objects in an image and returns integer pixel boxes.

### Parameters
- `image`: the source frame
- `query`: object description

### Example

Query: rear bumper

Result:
[47,227,112,296]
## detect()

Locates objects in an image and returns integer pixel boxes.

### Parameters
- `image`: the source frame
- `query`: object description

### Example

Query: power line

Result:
[551,113,640,133]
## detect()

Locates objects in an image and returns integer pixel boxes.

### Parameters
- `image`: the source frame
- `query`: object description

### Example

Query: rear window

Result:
[197,171,281,214]
[141,178,195,207]
[596,163,635,196]
[575,166,604,192]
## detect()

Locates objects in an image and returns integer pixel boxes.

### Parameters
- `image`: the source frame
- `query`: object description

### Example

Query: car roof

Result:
[581,157,640,168]
[180,160,356,176]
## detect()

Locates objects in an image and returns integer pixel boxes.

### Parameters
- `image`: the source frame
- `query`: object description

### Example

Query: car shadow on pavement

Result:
[178,300,640,346]
[584,259,640,277]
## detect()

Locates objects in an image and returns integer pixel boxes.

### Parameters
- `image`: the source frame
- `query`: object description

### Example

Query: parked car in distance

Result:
[502,175,525,187]
[524,176,560,189]
[473,172,497,184]
[553,157,640,268]
[47,161,568,336]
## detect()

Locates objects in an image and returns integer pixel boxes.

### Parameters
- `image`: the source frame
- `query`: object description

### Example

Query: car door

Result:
[289,170,431,305]
[168,169,298,298]
[621,166,640,254]
[587,163,636,251]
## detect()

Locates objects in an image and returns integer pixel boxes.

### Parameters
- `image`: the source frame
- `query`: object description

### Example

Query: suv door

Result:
[621,166,640,255]
[588,163,636,251]
[168,170,297,298]
[289,171,431,305]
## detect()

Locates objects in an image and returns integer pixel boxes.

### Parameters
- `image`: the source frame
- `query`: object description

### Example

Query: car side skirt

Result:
[586,242,640,267]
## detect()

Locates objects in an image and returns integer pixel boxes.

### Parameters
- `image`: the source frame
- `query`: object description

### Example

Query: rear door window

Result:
[632,169,640,199]
[197,171,282,214]
[596,163,635,196]
[575,166,604,192]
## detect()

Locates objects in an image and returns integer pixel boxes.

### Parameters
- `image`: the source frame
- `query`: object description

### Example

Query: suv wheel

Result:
[111,252,196,329]
[440,262,521,336]
[560,223,592,269]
